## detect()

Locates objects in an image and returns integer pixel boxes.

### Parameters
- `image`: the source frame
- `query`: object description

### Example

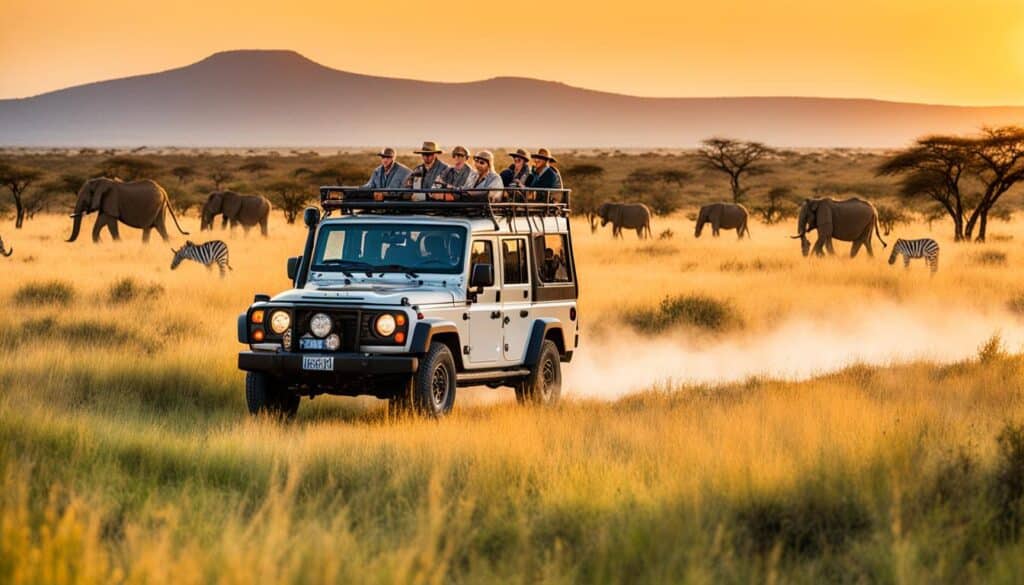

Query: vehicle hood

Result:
[271,282,460,306]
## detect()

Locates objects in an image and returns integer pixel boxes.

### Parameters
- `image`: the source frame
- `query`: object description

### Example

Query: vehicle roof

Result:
[319,214,569,235]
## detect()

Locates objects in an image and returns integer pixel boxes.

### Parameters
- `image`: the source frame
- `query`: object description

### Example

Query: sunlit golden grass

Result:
[2,213,1024,582]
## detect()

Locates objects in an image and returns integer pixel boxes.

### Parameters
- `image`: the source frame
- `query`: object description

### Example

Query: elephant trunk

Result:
[695,218,704,238]
[66,211,84,242]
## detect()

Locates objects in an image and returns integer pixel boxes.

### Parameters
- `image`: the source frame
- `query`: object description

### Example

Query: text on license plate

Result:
[299,338,326,350]
[302,356,334,371]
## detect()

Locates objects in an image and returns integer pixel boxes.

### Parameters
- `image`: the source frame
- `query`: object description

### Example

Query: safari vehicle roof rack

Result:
[318,187,572,220]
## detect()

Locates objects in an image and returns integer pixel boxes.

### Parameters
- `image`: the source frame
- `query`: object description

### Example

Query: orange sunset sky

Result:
[1,0,1023,105]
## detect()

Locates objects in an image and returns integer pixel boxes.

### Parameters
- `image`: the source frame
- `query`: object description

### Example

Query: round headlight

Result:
[375,314,397,337]
[269,310,291,334]
[309,313,332,338]
[325,333,341,351]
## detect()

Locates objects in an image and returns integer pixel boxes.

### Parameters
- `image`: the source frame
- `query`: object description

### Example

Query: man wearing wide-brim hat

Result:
[438,145,476,190]
[525,148,563,191]
[501,148,532,187]
[404,141,451,198]
[363,147,411,190]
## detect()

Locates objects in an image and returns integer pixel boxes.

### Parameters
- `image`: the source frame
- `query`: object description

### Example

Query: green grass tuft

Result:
[107,277,164,304]
[13,280,75,306]
[627,294,741,333]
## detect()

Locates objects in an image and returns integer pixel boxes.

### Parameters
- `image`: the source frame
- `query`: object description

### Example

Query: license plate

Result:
[299,338,326,350]
[302,356,334,371]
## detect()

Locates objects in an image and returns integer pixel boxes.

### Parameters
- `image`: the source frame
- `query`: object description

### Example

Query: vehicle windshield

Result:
[311,223,467,275]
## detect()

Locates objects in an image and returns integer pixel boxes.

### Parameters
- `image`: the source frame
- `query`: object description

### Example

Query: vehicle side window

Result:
[502,239,529,285]
[534,234,571,283]
[470,240,494,282]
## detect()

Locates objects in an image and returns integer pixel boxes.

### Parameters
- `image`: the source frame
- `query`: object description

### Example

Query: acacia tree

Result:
[209,168,234,190]
[266,180,310,223]
[696,138,774,202]
[620,167,692,215]
[963,127,1024,241]
[172,165,196,184]
[239,160,271,177]
[98,156,160,180]
[0,163,43,228]
[752,186,797,225]
[876,136,973,241]
[875,204,911,236]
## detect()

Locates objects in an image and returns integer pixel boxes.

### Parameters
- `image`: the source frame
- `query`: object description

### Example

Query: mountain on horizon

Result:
[2,49,1022,148]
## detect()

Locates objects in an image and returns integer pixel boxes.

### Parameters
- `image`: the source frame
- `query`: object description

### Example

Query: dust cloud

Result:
[566,302,1024,399]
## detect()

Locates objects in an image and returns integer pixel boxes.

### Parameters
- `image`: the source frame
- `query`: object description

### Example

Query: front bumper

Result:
[238,351,419,377]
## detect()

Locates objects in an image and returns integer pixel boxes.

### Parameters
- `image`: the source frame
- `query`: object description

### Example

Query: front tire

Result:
[410,342,457,418]
[516,340,562,406]
[245,372,299,419]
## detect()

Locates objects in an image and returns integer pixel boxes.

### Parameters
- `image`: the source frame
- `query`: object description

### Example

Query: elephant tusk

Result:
[790,235,804,239]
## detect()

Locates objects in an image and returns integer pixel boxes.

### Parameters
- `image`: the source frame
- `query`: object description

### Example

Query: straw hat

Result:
[451,145,470,158]
[509,148,531,161]
[377,147,396,158]
[473,150,494,164]
[531,148,557,163]
[413,141,443,154]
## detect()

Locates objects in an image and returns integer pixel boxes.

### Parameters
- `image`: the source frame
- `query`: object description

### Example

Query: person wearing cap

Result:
[362,147,411,190]
[437,145,477,190]
[404,141,451,200]
[467,151,504,202]
[500,148,532,187]
[525,148,563,190]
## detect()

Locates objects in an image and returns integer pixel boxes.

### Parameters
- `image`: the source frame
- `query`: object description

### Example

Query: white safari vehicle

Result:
[237,187,579,418]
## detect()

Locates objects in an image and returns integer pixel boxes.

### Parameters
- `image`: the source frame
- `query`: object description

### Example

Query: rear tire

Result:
[516,340,562,406]
[410,342,457,418]
[245,372,299,419]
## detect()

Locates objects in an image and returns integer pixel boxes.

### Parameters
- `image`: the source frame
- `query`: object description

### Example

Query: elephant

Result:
[0,236,11,257]
[791,197,887,258]
[201,191,271,236]
[695,203,751,239]
[597,202,652,239]
[67,177,189,243]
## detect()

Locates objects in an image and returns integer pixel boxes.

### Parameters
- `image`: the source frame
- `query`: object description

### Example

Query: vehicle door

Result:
[466,238,503,366]
[500,237,532,364]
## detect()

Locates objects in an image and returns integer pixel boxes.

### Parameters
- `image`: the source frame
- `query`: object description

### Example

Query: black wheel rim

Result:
[541,358,557,400]
[431,363,450,408]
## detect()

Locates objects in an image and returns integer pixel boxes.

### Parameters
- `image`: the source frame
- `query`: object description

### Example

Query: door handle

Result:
[520,310,529,318]
[503,316,511,325]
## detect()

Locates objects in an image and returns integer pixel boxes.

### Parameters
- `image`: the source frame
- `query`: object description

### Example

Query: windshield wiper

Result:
[320,259,374,277]
[373,264,420,278]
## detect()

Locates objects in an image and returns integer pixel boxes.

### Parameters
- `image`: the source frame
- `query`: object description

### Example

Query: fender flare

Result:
[409,320,461,354]
[524,318,564,366]
[237,313,248,344]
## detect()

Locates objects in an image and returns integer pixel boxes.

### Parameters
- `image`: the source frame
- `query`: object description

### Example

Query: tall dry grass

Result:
[1,213,1024,582]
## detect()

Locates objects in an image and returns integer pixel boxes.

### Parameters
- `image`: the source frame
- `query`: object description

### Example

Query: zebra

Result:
[888,238,939,274]
[171,240,232,277]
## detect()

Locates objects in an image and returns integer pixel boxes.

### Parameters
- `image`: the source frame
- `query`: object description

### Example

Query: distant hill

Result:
[2,50,1022,148]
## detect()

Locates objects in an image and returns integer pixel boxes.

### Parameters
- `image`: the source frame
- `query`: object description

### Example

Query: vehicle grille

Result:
[292,309,362,352]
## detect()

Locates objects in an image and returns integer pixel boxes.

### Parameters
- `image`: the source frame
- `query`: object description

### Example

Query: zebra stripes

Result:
[888,238,939,274]
[171,240,233,277]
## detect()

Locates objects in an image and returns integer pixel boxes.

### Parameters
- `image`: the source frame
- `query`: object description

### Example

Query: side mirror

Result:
[287,256,301,280]
[303,207,321,228]
[470,263,494,290]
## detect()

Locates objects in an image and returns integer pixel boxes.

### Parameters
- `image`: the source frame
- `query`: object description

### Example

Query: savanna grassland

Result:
[2,150,1024,583]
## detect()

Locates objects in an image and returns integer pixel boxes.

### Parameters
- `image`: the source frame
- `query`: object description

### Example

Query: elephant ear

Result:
[90,181,116,214]
[817,202,833,234]
[223,193,243,218]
